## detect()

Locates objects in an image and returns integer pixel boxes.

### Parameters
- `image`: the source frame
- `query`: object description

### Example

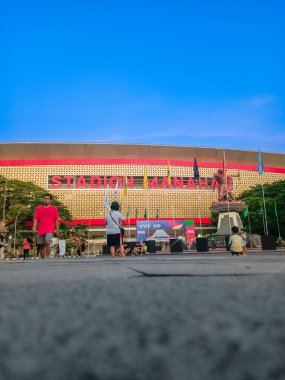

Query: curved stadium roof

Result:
[0,142,284,168]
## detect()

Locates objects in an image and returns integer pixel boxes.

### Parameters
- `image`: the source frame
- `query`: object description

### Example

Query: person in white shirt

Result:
[106,201,126,258]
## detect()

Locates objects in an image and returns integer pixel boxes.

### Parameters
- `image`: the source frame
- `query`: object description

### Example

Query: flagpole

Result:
[261,175,268,236]
[260,203,266,235]
[258,148,268,236]
[146,188,150,240]
[193,157,202,236]
[143,168,150,240]
[226,181,231,236]
[167,161,176,238]
[274,202,281,240]
[114,179,119,202]
[128,209,131,239]
[170,192,177,238]
[247,210,252,236]
[195,179,202,236]
[223,150,232,236]
[127,188,131,238]
[103,185,110,245]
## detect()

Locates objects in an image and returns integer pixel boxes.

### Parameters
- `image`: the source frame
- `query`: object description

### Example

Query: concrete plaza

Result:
[1,252,285,380]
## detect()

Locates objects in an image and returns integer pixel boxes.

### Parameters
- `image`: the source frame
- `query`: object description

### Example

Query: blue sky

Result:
[1,0,284,153]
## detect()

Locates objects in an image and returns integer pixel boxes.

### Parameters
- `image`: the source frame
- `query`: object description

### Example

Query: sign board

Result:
[136,219,196,243]
[47,175,234,191]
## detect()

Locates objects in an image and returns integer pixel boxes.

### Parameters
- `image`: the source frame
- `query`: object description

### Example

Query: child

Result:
[131,242,142,255]
[115,243,130,256]
[22,237,31,260]
[141,242,148,254]
[240,228,247,256]
[228,226,243,256]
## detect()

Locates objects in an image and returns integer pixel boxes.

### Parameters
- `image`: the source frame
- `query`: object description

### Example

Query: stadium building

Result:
[0,143,285,246]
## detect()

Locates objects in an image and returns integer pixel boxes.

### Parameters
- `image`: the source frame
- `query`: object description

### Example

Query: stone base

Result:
[211,202,247,213]
[214,211,244,236]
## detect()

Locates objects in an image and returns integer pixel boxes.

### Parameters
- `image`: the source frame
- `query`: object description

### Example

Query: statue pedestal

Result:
[210,202,247,236]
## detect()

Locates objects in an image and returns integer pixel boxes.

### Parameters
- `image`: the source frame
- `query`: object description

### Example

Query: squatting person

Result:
[228,226,243,256]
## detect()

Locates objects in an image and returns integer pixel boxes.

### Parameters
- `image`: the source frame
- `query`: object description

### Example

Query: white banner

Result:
[58,240,66,256]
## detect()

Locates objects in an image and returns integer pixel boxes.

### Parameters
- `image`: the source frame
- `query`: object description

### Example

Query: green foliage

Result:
[0,175,72,247]
[239,180,285,237]
[58,222,89,254]
[210,212,219,228]
[0,175,72,223]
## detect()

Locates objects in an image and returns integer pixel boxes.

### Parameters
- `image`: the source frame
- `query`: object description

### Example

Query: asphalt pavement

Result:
[1,252,285,380]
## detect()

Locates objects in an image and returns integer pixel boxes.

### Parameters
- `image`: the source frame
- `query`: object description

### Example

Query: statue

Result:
[213,169,239,202]
[210,169,247,236]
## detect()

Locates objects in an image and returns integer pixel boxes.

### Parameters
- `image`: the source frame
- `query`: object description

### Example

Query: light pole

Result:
[13,205,30,255]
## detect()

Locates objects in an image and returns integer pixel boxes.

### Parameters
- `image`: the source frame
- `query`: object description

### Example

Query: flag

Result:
[143,170,148,189]
[167,161,171,186]
[258,148,264,175]
[259,204,263,216]
[193,156,200,181]
[243,208,249,218]
[156,209,159,219]
[127,205,131,218]
[144,208,148,219]
[135,208,138,218]
[123,176,128,196]
[222,150,227,177]
[114,179,119,200]
[103,185,110,209]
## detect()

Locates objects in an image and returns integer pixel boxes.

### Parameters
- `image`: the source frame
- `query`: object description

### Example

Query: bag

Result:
[109,212,125,236]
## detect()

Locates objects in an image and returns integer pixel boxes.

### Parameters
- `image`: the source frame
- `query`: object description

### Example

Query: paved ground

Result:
[1,252,285,380]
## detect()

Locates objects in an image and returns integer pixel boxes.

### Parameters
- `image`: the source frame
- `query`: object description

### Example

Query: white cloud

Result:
[95,93,284,151]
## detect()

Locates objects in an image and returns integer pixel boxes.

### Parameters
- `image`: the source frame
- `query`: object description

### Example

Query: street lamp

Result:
[13,205,31,255]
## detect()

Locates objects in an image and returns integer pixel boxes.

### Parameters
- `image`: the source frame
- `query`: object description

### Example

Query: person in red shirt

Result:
[32,193,59,259]
[22,236,32,260]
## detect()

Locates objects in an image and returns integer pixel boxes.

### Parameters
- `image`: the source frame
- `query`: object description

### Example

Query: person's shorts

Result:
[37,233,53,245]
[107,233,122,247]
[231,251,242,256]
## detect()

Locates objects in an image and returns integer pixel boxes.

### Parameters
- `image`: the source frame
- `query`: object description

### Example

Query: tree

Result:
[0,175,72,248]
[238,180,285,237]
[58,222,89,255]
[0,175,72,224]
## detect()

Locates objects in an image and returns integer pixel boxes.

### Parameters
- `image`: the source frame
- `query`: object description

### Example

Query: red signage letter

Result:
[186,178,197,189]
[148,177,158,188]
[161,176,171,188]
[90,176,102,188]
[109,176,122,188]
[51,176,63,189]
[127,176,134,189]
[76,176,88,189]
[198,177,208,190]
[63,175,74,188]
[173,177,184,189]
